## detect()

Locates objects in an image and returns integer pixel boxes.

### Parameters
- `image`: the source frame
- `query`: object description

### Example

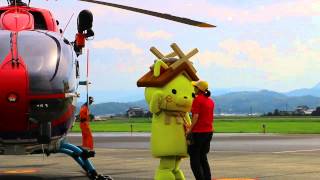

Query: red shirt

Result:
[191,93,214,132]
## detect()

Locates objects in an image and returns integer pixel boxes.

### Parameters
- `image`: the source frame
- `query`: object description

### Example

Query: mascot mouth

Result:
[175,103,189,108]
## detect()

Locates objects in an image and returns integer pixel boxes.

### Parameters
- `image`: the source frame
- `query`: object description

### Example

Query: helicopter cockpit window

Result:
[18,31,59,93]
[0,31,10,64]
[18,31,76,94]
[29,11,47,30]
[0,10,5,30]
[0,10,4,18]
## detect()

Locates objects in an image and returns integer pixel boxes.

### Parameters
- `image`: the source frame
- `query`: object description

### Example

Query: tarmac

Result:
[0,133,320,180]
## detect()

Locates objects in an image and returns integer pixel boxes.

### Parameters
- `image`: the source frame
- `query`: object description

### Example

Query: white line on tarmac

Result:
[68,133,151,137]
[213,150,267,154]
[272,148,320,154]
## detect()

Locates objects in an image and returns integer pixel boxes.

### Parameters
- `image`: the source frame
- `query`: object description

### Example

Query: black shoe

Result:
[96,174,113,180]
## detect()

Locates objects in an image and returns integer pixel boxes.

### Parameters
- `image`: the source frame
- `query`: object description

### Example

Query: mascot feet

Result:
[155,169,175,180]
[173,169,185,180]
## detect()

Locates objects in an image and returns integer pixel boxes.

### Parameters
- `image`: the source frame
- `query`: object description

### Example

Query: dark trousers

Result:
[188,132,213,180]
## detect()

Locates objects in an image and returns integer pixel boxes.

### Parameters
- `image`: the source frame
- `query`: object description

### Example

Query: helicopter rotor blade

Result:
[79,0,216,28]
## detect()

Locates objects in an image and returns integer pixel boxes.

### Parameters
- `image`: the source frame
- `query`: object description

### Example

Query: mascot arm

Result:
[149,91,163,114]
[185,112,192,126]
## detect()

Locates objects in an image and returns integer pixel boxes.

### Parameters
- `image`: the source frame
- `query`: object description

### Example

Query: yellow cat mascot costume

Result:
[137,43,199,180]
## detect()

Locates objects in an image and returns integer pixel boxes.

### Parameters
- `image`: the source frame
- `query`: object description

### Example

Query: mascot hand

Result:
[149,91,163,114]
[185,112,192,125]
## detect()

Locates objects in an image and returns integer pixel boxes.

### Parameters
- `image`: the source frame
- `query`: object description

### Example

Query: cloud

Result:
[88,4,133,20]
[196,38,320,82]
[136,29,173,40]
[83,54,152,91]
[173,0,320,24]
[32,0,320,26]
[92,38,143,55]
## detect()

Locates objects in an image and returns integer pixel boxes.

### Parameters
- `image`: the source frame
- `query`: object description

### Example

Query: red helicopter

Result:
[0,0,215,179]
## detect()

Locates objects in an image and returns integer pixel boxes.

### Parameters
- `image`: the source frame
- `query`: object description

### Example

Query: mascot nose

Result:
[184,96,187,99]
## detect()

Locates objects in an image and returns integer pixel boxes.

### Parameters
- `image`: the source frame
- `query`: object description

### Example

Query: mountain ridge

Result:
[86,89,320,115]
[286,83,320,97]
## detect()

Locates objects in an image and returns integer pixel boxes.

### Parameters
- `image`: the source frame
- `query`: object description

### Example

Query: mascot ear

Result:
[153,59,169,77]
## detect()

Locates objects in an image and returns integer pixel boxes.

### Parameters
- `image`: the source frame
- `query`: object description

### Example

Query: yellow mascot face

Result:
[145,71,194,113]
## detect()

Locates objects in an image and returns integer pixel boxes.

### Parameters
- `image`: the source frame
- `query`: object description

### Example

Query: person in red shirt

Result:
[187,80,214,180]
[79,96,94,150]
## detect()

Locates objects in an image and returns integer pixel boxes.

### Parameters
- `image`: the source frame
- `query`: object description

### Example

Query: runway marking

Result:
[0,169,39,174]
[272,148,320,154]
[213,150,267,154]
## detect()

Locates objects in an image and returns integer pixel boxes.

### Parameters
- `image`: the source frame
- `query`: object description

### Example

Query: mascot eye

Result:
[172,89,177,94]
[192,93,195,98]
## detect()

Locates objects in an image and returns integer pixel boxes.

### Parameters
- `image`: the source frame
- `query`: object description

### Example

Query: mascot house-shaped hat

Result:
[137,43,199,87]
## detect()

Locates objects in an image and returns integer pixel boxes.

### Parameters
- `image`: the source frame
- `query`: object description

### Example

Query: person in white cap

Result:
[187,80,214,180]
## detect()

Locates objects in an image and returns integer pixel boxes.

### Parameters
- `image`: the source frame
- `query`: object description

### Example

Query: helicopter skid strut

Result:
[59,141,113,180]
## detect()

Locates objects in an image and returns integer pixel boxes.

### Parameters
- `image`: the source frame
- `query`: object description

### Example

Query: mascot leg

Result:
[173,156,185,180]
[155,156,176,180]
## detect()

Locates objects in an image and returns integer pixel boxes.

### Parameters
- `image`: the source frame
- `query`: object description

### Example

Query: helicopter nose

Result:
[0,57,29,132]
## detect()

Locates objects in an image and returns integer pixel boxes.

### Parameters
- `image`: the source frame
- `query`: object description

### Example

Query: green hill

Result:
[83,90,320,115]
[215,90,320,114]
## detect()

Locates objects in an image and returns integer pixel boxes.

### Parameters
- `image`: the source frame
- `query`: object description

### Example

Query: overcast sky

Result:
[16,0,320,102]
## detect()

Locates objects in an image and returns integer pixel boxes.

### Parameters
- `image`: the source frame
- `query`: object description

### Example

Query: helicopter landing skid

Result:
[59,142,113,180]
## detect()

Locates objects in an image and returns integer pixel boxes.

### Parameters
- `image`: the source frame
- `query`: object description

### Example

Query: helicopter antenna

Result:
[86,49,90,107]
[79,0,215,28]
[61,13,75,37]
